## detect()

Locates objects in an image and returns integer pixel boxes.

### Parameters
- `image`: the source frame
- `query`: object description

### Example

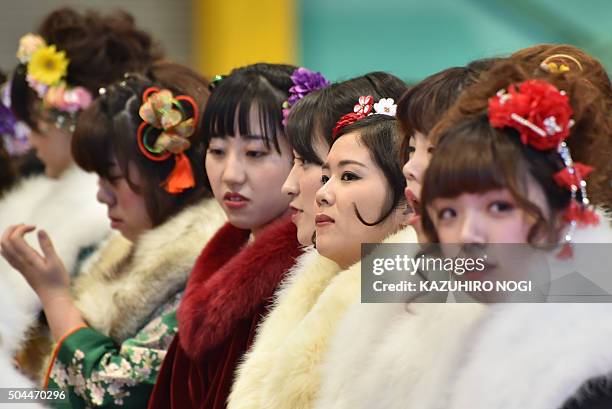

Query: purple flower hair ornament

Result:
[282,67,329,127]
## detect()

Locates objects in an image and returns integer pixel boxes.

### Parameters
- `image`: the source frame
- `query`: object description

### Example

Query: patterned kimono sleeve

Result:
[45,310,177,408]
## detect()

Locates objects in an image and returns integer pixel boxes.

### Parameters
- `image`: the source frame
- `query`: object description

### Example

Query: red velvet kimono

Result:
[148,217,301,409]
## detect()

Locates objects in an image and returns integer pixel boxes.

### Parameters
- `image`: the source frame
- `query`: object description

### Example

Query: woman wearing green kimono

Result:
[0,61,226,407]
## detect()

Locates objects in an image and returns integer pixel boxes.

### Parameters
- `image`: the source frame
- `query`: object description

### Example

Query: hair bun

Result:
[37,7,163,93]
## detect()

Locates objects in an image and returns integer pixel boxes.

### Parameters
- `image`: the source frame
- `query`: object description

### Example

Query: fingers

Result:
[0,224,24,268]
[38,230,59,261]
[0,224,44,272]
[1,224,27,260]
[1,224,23,250]
[9,224,40,260]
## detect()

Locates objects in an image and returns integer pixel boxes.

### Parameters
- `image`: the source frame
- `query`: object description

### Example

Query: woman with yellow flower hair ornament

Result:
[2,61,226,408]
[0,6,162,383]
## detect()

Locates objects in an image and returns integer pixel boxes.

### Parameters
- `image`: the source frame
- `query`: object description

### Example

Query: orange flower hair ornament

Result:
[488,79,598,258]
[137,87,199,194]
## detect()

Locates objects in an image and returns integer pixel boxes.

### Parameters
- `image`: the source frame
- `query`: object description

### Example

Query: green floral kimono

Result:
[46,304,177,408]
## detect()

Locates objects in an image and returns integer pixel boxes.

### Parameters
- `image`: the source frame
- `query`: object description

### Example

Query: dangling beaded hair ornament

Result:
[136,86,199,194]
[282,67,329,127]
[332,95,397,138]
[488,79,599,258]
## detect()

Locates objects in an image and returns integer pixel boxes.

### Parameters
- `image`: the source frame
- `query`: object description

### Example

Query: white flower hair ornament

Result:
[373,98,397,116]
[332,96,397,137]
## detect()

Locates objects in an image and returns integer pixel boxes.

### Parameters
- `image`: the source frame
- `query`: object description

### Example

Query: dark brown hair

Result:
[422,60,611,242]
[72,62,211,226]
[332,114,406,226]
[286,72,407,165]
[11,7,162,128]
[397,58,502,163]
[0,142,17,197]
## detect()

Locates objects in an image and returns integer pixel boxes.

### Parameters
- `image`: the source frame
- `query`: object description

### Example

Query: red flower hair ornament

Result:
[488,79,599,258]
[488,80,574,150]
[332,95,396,138]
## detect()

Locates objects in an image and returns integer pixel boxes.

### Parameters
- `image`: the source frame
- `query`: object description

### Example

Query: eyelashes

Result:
[435,201,516,221]
[341,171,361,181]
[321,172,361,184]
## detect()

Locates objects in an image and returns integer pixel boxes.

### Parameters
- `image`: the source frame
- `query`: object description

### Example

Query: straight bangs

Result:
[202,73,287,152]
[286,90,326,165]
[421,115,569,243]
[422,116,520,204]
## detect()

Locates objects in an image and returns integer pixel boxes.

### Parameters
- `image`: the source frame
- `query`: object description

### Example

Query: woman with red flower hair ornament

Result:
[510,44,612,211]
[313,62,496,409]
[317,59,610,409]
[227,72,409,409]
[417,61,612,409]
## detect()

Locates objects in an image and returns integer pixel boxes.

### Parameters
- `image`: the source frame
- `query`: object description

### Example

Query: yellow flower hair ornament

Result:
[137,87,199,194]
[27,44,68,86]
[16,33,92,115]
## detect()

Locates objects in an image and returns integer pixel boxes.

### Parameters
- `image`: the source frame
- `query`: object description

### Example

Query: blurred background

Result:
[1,0,611,83]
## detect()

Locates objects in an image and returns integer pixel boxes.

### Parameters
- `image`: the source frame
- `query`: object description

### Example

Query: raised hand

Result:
[0,224,86,341]
[0,224,70,300]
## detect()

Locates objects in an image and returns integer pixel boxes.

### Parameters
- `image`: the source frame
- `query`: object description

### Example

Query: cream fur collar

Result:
[229,227,418,409]
[73,198,225,342]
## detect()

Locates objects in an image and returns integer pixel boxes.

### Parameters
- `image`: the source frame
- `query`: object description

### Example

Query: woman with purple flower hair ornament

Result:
[147,62,306,409]
[281,67,330,126]
[0,6,161,385]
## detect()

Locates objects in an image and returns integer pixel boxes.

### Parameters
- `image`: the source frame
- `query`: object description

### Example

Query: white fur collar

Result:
[448,304,612,409]
[228,247,342,409]
[73,198,225,342]
[447,218,612,409]
[314,216,612,409]
[0,166,109,353]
